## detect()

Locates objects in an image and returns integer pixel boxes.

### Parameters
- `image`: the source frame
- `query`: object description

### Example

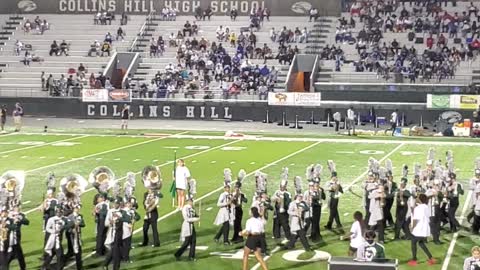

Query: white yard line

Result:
[16,132,480,146]
[66,141,322,269]
[251,143,405,270]
[24,132,188,175]
[0,135,89,155]
[441,191,473,270]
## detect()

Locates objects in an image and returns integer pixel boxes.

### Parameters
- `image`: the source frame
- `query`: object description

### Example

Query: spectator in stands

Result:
[88,40,101,57]
[183,21,192,37]
[23,51,32,66]
[121,12,128,25]
[89,73,96,88]
[49,40,59,56]
[194,7,203,20]
[117,27,125,41]
[101,41,112,57]
[14,40,23,56]
[41,71,46,91]
[309,8,319,22]
[230,8,238,21]
[258,83,268,100]
[40,19,49,34]
[47,74,54,94]
[192,21,199,35]
[94,12,101,24]
[203,7,213,20]
[150,38,158,57]
[23,19,32,33]
[105,32,113,44]
[270,27,277,42]
[176,31,184,46]
[216,26,226,41]
[300,27,308,43]
[59,40,69,56]
[263,8,271,21]
[105,77,114,90]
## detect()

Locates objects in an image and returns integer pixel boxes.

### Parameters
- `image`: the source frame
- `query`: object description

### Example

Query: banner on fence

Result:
[268,92,321,106]
[427,94,480,109]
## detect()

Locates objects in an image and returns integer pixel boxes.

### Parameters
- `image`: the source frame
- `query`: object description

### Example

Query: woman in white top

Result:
[408,193,436,266]
[347,211,366,256]
[241,207,268,270]
[175,159,191,209]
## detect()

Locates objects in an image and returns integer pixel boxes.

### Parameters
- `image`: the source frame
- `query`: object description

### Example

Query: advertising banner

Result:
[82,89,108,102]
[108,89,132,102]
[427,94,480,109]
[268,92,321,106]
[7,0,340,16]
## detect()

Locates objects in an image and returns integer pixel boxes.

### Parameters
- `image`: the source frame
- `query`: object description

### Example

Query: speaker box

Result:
[454,38,461,44]
[415,37,424,44]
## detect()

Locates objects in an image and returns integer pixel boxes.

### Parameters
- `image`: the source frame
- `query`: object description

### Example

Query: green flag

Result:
[169,151,176,198]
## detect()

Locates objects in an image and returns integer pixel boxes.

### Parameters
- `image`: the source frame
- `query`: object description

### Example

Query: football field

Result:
[0,131,479,270]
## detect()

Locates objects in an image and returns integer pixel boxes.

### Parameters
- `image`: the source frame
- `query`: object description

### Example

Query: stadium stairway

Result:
[129,16,314,94]
[0,14,145,96]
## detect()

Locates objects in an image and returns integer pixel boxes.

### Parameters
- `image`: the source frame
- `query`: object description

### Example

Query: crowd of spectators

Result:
[323,0,480,82]
[23,16,50,34]
[43,63,92,96]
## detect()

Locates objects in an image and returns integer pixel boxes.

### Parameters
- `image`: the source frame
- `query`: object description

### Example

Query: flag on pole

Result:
[169,151,177,204]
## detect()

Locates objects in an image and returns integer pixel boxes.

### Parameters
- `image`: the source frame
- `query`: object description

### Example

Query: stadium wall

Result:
[7,0,341,16]
[0,97,473,124]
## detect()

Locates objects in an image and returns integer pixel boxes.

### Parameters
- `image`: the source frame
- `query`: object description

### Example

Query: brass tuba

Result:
[142,165,162,191]
[60,174,88,199]
[0,171,25,210]
[89,166,115,194]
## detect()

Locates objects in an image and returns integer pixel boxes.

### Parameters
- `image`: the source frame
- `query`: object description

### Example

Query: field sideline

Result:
[0,131,479,270]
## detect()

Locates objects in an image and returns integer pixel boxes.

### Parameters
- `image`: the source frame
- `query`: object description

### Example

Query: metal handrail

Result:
[310,55,320,92]
[284,54,297,91]
[102,51,118,77]
[129,11,154,52]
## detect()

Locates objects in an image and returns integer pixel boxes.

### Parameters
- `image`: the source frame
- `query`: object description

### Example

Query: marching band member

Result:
[303,182,314,236]
[42,208,70,270]
[368,184,385,243]
[251,192,273,255]
[103,199,125,270]
[7,206,28,270]
[141,189,161,247]
[325,162,343,230]
[284,194,311,251]
[355,230,385,262]
[383,163,397,227]
[175,197,200,261]
[365,158,380,224]
[214,185,234,245]
[42,189,58,243]
[67,206,85,270]
[446,173,464,232]
[394,179,412,240]
[272,179,291,240]
[408,194,436,266]
[254,171,268,200]
[426,181,443,245]
[94,194,109,256]
[231,182,248,243]
[467,165,480,224]
[0,209,12,270]
[123,172,138,210]
[141,165,162,247]
[472,175,480,234]
[241,207,268,270]
[175,159,191,210]
[463,246,480,270]
[310,182,325,241]
[347,211,366,257]
[121,201,139,263]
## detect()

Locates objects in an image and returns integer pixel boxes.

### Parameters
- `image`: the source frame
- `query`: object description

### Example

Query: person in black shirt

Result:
[59,40,69,56]
[183,21,192,37]
[49,40,59,56]
[0,105,6,131]
[121,104,130,131]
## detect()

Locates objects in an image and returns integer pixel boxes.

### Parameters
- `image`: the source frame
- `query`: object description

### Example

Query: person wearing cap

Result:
[7,206,29,270]
[408,193,436,266]
[325,172,343,230]
[66,206,84,270]
[175,197,199,261]
[43,208,70,270]
[425,181,443,245]
[355,230,385,262]
[394,179,412,241]
[231,182,248,243]
[467,169,480,224]
[310,182,325,241]
[94,194,109,256]
[463,246,480,270]
[103,199,126,270]
[175,159,191,210]
[368,184,385,243]
[284,194,311,251]
[383,171,397,227]
[241,207,267,270]
[141,189,160,247]
[214,185,234,245]
[272,180,291,240]
[121,201,139,263]
[446,173,464,232]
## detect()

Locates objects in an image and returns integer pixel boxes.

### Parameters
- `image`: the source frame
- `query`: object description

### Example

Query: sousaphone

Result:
[142,165,162,191]
[89,166,115,193]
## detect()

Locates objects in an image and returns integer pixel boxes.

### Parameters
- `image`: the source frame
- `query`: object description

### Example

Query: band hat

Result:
[476,169,480,175]
[280,180,287,187]
[426,160,433,166]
